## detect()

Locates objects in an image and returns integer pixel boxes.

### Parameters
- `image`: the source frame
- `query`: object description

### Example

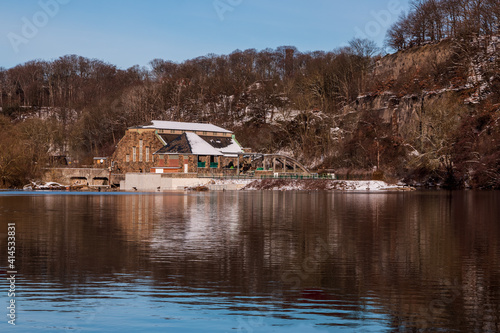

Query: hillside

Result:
[1,35,499,188]
[343,36,499,187]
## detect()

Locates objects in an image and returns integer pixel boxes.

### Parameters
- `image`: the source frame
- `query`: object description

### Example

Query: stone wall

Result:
[187,155,197,173]
[111,129,164,173]
[221,156,238,168]
[42,168,110,186]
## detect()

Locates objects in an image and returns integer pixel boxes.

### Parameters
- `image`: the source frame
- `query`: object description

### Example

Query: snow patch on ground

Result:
[23,181,69,190]
[243,179,414,191]
[211,179,254,186]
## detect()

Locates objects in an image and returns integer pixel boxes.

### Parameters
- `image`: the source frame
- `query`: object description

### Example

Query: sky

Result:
[0,0,410,70]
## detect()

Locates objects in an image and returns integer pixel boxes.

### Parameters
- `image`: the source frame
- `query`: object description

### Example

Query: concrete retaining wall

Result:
[122,173,212,191]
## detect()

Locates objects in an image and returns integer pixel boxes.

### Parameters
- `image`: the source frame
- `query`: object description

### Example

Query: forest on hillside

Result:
[1,0,499,188]
[386,0,500,49]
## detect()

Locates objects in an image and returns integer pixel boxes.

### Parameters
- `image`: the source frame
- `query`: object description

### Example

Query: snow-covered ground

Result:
[23,181,68,190]
[242,179,415,191]
[211,179,254,186]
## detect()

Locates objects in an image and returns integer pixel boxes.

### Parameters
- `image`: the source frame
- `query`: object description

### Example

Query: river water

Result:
[1,190,499,332]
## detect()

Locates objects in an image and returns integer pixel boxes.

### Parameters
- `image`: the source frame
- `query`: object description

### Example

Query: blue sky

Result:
[1,0,409,69]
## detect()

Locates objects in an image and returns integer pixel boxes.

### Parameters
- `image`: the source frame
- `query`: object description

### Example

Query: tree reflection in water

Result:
[1,191,499,332]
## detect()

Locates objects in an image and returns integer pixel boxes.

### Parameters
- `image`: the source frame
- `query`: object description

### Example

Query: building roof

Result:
[154,133,223,156]
[154,133,192,155]
[185,132,225,155]
[219,138,244,156]
[133,120,233,134]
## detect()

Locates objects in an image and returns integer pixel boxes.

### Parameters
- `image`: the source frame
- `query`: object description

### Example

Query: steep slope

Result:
[338,36,500,188]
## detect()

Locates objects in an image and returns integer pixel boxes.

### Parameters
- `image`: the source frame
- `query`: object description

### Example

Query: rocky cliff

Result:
[337,36,500,187]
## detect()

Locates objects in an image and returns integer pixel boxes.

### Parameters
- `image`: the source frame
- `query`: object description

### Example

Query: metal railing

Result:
[197,173,333,180]
[196,173,377,180]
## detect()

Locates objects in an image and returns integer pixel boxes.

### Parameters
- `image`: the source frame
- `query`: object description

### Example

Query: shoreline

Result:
[242,179,415,191]
[7,178,416,192]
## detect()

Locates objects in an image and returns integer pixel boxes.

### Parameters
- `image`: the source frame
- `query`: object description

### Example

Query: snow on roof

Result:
[154,130,243,157]
[137,120,232,133]
[219,138,244,155]
[185,132,223,156]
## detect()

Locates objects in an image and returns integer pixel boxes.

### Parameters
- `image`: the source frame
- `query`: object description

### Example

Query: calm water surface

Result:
[1,190,499,332]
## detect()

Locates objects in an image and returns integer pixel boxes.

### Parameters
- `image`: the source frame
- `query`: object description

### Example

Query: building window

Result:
[171,130,175,133]
[133,147,137,162]
[126,154,130,162]
[167,154,179,167]
[146,147,150,162]
[139,140,143,162]
[203,131,207,135]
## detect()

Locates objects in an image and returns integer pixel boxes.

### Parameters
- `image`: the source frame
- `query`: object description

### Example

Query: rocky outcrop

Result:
[341,37,497,143]
[343,89,468,140]
[374,39,454,81]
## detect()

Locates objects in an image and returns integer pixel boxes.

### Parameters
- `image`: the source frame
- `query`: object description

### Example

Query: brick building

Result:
[111,121,244,175]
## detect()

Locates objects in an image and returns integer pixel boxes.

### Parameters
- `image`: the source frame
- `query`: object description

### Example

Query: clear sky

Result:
[0,0,410,69]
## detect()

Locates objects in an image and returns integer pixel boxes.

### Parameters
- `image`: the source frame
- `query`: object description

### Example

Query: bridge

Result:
[240,153,311,175]
[42,168,113,187]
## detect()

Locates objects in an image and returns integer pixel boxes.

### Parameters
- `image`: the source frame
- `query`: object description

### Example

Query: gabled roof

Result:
[133,120,232,134]
[202,136,233,149]
[154,133,223,156]
[154,133,192,155]
[219,138,244,155]
[185,132,224,155]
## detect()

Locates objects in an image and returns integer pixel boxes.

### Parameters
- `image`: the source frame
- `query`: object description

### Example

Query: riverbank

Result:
[18,177,413,192]
[242,179,415,191]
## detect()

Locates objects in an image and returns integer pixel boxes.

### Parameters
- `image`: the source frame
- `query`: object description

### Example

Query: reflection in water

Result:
[0,191,499,332]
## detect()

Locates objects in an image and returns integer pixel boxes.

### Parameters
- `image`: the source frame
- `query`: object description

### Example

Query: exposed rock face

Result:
[374,39,454,81]
[343,90,467,141]
[341,37,497,144]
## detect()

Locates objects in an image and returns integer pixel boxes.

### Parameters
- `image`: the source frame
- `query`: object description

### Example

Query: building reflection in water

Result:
[0,191,499,331]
